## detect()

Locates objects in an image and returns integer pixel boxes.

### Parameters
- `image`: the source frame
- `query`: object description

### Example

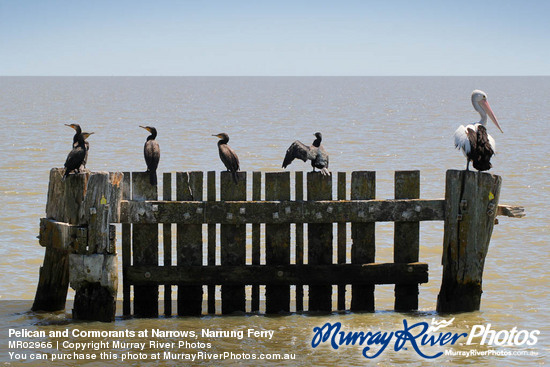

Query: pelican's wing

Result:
[282,140,310,168]
[454,125,475,156]
[487,134,496,153]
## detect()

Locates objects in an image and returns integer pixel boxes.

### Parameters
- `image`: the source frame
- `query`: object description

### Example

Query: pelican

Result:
[282,132,330,175]
[454,90,503,171]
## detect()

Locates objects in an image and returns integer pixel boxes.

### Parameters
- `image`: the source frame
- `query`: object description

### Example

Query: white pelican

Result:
[454,90,503,171]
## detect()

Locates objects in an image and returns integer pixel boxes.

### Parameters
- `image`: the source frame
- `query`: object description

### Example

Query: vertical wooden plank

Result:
[207,171,216,314]
[437,170,502,312]
[337,172,347,311]
[265,172,291,313]
[220,171,247,314]
[295,171,304,311]
[394,170,420,311]
[163,172,172,316]
[177,171,204,316]
[122,172,131,316]
[307,172,332,312]
[251,171,261,312]
[350,171,375,312]
[132,172,158,317]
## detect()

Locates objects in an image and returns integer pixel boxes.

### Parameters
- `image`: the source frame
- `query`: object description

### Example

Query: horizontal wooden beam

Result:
[126,263,428,286]
[39,218,87,251]
[119,199,446,224]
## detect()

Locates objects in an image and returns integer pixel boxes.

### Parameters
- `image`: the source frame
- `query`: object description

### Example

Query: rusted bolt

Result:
[86,268,91,273]
[358,211,365,218]
[316,212,322,219]
[226,213,233,220]
[494,218,499,225]
[368,206,375,213]
[285,206,291,214]
[272,212,279,219]
[407,266,413,273]
[415,205,421,212]
[144,272,151,279]
[183,212,191,220]
[487,209,494,216]
[196,207,203,214]
[488,203,495,210]
[137,208,145,216]
[327,206,333,213]
[460,199,467,211]
[239,207,246,214]
[457,214,463,221]
[277,271,283,277]
[152,204,159,212]
[89,207,97,215]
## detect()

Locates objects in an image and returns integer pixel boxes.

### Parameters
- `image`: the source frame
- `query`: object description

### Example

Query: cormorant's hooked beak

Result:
[82,132,94,140]
[479,99,504,133]
[65,124,77,130]
[212,134,223,138]
[139,125,151,133]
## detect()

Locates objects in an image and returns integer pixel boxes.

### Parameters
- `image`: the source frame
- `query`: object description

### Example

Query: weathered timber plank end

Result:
[351,171,376,311]
[437,169,502,313]
[394,170,420,311]
[132,172,159,317]
[32,246,70,312]
[307,171,333,312]
[497,205,525,218]
[177,172,204,316]
[220,170,247,314]
[38,218,85,251]
[265,172,291,313]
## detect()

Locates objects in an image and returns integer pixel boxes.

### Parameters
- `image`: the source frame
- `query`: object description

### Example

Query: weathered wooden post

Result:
[220,171,247,314]
[307,172,332,312]
[33,168,88,312]
[177,171,203,316]
[265,172,291,313]
[70,171,123,322]
[437,170,501,313]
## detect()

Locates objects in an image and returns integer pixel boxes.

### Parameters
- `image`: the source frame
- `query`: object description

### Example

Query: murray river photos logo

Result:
[311,318,539,359]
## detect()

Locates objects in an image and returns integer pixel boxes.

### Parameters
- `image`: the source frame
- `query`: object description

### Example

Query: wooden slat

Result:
[132,172,158,317]
[394,171,420,311]
[295,171,304,311]
[176,172,203,316]
[307,172,333,312]
[207,171,216,314]
[251,171,261,312]
[337,172,346,310]
[265,172,291,313]
[220,171,247,314]
[162,172,172,316]
[122,172,131,316]
[127,263,429,286]
[350,171,376,311]
[119,199,446,224]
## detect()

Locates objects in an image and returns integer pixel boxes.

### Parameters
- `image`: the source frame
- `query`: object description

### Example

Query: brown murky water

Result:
[0,77,548,365]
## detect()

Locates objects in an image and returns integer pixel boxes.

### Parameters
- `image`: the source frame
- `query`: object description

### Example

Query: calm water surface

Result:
[0,77,548,365]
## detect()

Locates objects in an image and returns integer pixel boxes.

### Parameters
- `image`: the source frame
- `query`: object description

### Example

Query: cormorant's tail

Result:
[149,170,158,186]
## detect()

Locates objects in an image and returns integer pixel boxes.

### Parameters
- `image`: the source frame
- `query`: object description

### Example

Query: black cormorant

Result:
[140,126,160,186]
[80,132,94,169]
[63,125,86,180]
[282,132,330,175]
[213,133,240,183]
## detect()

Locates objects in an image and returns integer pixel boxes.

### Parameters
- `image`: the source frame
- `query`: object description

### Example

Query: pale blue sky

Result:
[1,0,548,76]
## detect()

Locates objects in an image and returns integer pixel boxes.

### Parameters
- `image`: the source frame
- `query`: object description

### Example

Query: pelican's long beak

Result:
[479,99,504,133]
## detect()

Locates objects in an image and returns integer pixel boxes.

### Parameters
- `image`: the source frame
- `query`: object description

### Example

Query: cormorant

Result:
[282,132,330,175]
[63,125,86,180]
[213,133,240,183]
[454,90,503,171]
[140,126,160,186]
[80,132,94,169]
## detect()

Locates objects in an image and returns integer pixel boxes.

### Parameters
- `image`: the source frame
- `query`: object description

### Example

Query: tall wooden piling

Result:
[294,171,304,311]
[162,172,172,316]
[122,172,131,316]
[207,171,216,313]
[132,172,158,317]
[350,171,376,311]
[251,171,262,312]
[177,172,204,316]
[437,170,502,313]
[394,170,420,311]
[220,171,247,314]
[265,172,291,313]
[307,172,333,312]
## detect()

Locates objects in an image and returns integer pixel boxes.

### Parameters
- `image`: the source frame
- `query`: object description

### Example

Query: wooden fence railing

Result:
[33,168,524,321]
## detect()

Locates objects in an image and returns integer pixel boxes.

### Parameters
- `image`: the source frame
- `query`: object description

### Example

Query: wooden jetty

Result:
[33,169,524,321]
